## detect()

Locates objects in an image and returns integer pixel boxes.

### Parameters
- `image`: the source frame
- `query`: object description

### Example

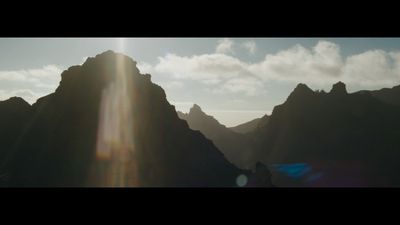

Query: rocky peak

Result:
[0,97,31,111]
[189,104,205,115]
[286,83,314,102]
[330,81,347,95]
[3,51,247,187]
[2,96,29,105]
[293,83,313,95]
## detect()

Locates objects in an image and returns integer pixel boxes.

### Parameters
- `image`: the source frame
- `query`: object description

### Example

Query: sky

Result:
[1,38,400,126]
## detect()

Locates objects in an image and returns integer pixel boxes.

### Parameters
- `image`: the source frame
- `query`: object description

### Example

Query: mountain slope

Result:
[252,81,400,186]
[357,84,400,106]
[229,115,269,134]
[178,104,260,169]
[0,97,31,170]
[0,51,261,187]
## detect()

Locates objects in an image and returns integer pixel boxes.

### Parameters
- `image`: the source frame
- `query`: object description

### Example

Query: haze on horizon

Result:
[1,38,400,126]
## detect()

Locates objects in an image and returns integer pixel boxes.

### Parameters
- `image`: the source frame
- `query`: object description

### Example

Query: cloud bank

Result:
[216,38,235,55]
[138,39,400,96]
[242,41,257,54]
[0,65,63,104]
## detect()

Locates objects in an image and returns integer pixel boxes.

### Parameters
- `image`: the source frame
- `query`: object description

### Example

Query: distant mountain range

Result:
[178,82,400,187]
[229,115,269,134]
[252,82,400,186]
[177,105,262,169]
[0,51,273,187]
[2,50,400,187]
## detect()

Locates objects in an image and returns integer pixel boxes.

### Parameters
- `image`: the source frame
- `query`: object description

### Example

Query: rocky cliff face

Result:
[229,115,269,134]
[251,81,400,186]
[0,51,258,187]
[0,97,31,170]
[357,84,400,106]
[177,104,259,169]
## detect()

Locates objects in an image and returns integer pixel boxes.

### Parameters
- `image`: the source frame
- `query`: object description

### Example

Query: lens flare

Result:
[91,52,139,187]
[236,174,248,187]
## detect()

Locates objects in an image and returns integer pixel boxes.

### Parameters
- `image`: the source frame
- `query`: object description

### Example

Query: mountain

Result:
[0,97,31,170]
[251,81,400,186]
[357,84,400,106]
[177,105,259,169]
[0,51,272,187]
[229,115,269,134]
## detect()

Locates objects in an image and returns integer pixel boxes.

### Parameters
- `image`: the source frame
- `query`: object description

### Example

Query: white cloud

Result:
[0,65,63,103]
[248,41,344,85]
[160,81,184,89]
[242,41,257,54]
[0,65,62,85]
[217,77,263,96]
[142,53,260,96]
[153,53,252,83]
[342,50,399,86]
[0,89,46,104]
[140,40,400,96]
[137,61,154,75]
[216,38,234,54]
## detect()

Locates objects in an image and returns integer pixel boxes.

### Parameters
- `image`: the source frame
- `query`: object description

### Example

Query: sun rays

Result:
[93,47,139,187]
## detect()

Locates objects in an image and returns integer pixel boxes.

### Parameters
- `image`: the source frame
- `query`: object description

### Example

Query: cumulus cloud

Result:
[0,65,62,85]
[153,53,253,83]
[137,61,154,75]
[242,41,257,54]
[0,65,63,103]
[144,53,261,96]
[216,38,234,54]
[342,50,400,86]
[249,41,344,84]
[0,89,46,104]
[139,40,400,96]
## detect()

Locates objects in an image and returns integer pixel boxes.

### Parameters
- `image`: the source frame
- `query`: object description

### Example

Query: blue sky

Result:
[1,38,400,126]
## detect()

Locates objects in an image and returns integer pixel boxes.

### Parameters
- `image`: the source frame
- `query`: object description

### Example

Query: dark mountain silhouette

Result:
[177,104,259,169]
[251,81,400,186]
[0,97,31,169]
[246,162,274,187]
[357,84,400,106]
[229,115,269,134]
[0,51,273,187]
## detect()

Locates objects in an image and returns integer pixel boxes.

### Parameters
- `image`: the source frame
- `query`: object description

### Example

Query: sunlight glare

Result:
[92,46,138,187]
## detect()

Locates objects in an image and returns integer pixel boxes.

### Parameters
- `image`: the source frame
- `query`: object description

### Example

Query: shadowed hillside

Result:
[251,81,400,186]
[0,51,273,187]
[0,97,31,171]
[229,115,269,134]
[177,105,261,169]
[357,84,400,106]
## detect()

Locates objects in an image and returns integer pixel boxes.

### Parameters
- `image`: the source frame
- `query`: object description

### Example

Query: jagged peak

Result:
[58,50,146,92]
[176,110,187,117]
[189,104,203,114]
[89,50,138,66]
[294,83,313,93]
[186,104,224,127]
[330,81,347,95]
[1,96,30,106]
[287,83,314,100]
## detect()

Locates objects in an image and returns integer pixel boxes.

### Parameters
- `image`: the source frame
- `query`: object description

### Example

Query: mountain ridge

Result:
[177,104,262,170]
[251,81,400,186]
[0,50,268,187]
